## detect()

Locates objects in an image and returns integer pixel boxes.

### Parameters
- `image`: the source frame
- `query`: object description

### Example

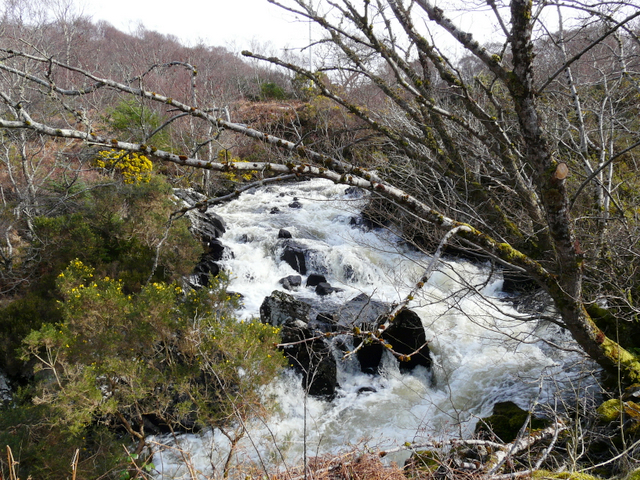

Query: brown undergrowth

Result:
[271,453,408,480]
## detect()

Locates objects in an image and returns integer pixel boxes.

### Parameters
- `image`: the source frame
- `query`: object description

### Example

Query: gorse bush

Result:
[93,149,153,184]
[218,149,258,183]
[6,260,285,478]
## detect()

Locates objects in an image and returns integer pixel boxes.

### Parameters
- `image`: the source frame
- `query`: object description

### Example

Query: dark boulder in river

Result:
[280,240,308,275]
[260,290,431,398]
[260,291,338,399]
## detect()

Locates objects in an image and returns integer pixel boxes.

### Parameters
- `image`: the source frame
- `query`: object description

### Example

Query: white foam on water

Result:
[152,179,599,479]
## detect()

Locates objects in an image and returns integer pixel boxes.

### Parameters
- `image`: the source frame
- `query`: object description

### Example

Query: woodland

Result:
[1,0,640,478]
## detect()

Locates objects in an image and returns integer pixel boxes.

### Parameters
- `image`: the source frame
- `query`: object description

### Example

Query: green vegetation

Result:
[105,99,171,148]
[260,81,288,100]
[0,170,285,478]
[1,3,640,477]
[532,471,602,480]
[0,261,284,478]
[475,401,548,443]
[0,174,198,377]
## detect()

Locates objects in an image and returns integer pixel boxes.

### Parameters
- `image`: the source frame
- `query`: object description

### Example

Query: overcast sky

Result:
[74,0,511,63]
[79,0,313,53]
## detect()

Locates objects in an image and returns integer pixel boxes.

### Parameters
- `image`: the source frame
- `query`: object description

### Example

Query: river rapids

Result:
[152,179,599,478]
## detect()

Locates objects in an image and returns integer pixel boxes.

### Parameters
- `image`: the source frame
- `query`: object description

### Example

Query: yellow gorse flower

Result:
[93,149,153,184]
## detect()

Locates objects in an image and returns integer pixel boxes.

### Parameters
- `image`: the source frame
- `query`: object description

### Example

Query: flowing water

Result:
[153,179,599,478]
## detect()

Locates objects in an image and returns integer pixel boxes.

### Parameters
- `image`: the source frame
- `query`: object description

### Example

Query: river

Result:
[153,178,599,478]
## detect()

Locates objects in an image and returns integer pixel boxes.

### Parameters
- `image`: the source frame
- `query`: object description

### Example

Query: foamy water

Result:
[152,179,598,478]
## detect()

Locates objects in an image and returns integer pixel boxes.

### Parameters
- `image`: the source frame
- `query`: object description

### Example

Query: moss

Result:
[587,303,640,354]
[596,398,623,422]
[532,470,601,480]
[625,468,640,480]
[601,337,640,383]
[625,401,640,421]
[476,401,548,443]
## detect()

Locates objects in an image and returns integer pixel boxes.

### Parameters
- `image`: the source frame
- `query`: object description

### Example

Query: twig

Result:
[7,446,18,480]
[71,449,79,480]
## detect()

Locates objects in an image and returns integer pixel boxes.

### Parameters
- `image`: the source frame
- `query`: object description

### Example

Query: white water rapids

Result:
[153,179,599,478]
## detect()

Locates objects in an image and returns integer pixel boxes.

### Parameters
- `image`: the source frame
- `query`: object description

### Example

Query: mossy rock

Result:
[624,401,640,434]
[476,401,548,443]
[532,470,601,480]
[596,398,640,428]
[597,398,623,422]
[623,383,640,401]
[625,400,640,418]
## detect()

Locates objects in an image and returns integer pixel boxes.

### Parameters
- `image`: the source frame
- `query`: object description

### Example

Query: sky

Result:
[73,0,516,64]
[78,0,314,53]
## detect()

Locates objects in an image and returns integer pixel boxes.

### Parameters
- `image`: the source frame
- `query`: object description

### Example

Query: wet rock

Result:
[289,200,303,209]
[260,291,337,399]
[337,295,430,374]
[173,189,226,241]
[278,228,292,239]
[174,188,229,288]
[342,264,356,281]
[307,274,327,287]
[358,196,392,230]
[0,370,11,403]
[335,293,388,328]
[502,270,539,293]
[191,238,232,287]
[384,309,431,372]
[193,254,221,286]
[270,207,281,214]
[344,186,364,197]
[623,384,640,403]
[293,341,338,399]
[260,290,432,397]
[313,312,339,332]
[279,275,302,291]
[357,342,383,375]
[315,282,343,296]
[508,288,553,315]
[475,401,548,442]
[357,386,377,394]
[260,290,311,327]
[207,238,226,261]
[281,241,307,275]
[348,214,385,230]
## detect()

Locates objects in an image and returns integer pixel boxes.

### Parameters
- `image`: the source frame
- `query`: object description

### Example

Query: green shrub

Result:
[260,81,288,100]
[0,174,199,381]
[105,98,171,148]
[0,399,123,479]
[8,260,285,478]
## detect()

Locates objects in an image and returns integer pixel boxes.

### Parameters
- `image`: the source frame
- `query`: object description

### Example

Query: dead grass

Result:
[270,452,410,480]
